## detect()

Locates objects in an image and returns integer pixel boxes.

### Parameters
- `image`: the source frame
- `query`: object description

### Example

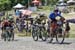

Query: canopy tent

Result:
[13,3,24,9]
[67,0,75,3]
[57,0,67,6]
[56,3,67,6]
[19,9,32,16]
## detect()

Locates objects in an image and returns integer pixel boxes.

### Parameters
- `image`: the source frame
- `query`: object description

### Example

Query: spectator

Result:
[15,10,21,17]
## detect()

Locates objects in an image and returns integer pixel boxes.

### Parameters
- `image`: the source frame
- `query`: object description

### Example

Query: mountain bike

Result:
[48,19,66,44]
[1,27,14,41]
[32,24,47,41]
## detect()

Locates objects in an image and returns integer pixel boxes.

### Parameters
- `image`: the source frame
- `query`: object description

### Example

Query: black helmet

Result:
[54,8,59,12]
[54,9,59,12]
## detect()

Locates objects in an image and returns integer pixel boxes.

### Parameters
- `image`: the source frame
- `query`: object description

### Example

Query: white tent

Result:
[56,3,67,6]
[13,3,24,8]
[58,0,64,2]
[67,0,75,3]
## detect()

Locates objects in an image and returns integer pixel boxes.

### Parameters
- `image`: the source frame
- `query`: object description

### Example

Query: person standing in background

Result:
[15,10,21,17]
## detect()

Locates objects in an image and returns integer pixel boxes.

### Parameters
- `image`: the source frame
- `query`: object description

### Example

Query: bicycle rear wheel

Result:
[56,28,65,44]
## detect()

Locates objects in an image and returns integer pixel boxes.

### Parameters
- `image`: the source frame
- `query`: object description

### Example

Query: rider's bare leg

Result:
[48,27,53,43]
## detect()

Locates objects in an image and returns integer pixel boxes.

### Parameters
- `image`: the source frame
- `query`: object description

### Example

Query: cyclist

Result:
[8,14,15,29]
[32,13,47,41]
[1,18,10,38]
[8,14,15,40]
[35,13,47,33]
[48,9,65,42]
[1,15,15,40]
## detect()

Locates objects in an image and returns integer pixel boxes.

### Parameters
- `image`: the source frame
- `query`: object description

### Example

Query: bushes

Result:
[0,0,11,11]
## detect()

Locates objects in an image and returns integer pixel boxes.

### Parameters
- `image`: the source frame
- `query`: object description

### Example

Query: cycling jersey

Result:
[49,12,62,20]
[3,20,10,27]
[35,16,46,24]
[3,20,14,28]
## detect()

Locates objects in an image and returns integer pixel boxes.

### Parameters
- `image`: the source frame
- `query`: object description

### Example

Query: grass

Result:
[14,28,32,37]
[68,23,75,38]
[69,34,75,38]
[16,33,31,37]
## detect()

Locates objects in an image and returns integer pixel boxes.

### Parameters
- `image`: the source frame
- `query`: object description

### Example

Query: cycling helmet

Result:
[54,8,59,12]
[38,12,45,17]
[8,14,13,19]
[54,9,59,12]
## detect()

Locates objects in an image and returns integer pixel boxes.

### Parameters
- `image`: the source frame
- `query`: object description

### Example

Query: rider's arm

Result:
[57,13,63,17]
[57,13,65,22]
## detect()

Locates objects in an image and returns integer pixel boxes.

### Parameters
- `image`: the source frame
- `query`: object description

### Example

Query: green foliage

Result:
[0,0,11,11]
[0,0,69,11]
[0,0,31,11]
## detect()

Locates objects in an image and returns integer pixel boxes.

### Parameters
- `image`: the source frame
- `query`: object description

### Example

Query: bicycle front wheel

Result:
[32,28,38,41]
[41,28,47,41]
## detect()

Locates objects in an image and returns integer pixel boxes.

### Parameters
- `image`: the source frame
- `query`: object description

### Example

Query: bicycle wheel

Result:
[1,29,3,39]
[56,28,65,44]
[3,32,7,41]
[11,32,14,41]
[32,27,38,41]
[41,28,47,41]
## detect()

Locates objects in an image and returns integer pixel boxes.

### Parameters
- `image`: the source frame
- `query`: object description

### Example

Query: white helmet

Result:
[39,12,45,15]
[38,12,45,17]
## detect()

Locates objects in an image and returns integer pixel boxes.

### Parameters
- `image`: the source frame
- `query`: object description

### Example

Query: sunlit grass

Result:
[69,34,75,38]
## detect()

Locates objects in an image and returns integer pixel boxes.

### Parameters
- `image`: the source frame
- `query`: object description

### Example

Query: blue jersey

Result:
[49,12,62,20]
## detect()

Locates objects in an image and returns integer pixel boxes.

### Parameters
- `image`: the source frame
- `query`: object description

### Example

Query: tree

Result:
[0,0,68,11]
[0,0,11,11]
